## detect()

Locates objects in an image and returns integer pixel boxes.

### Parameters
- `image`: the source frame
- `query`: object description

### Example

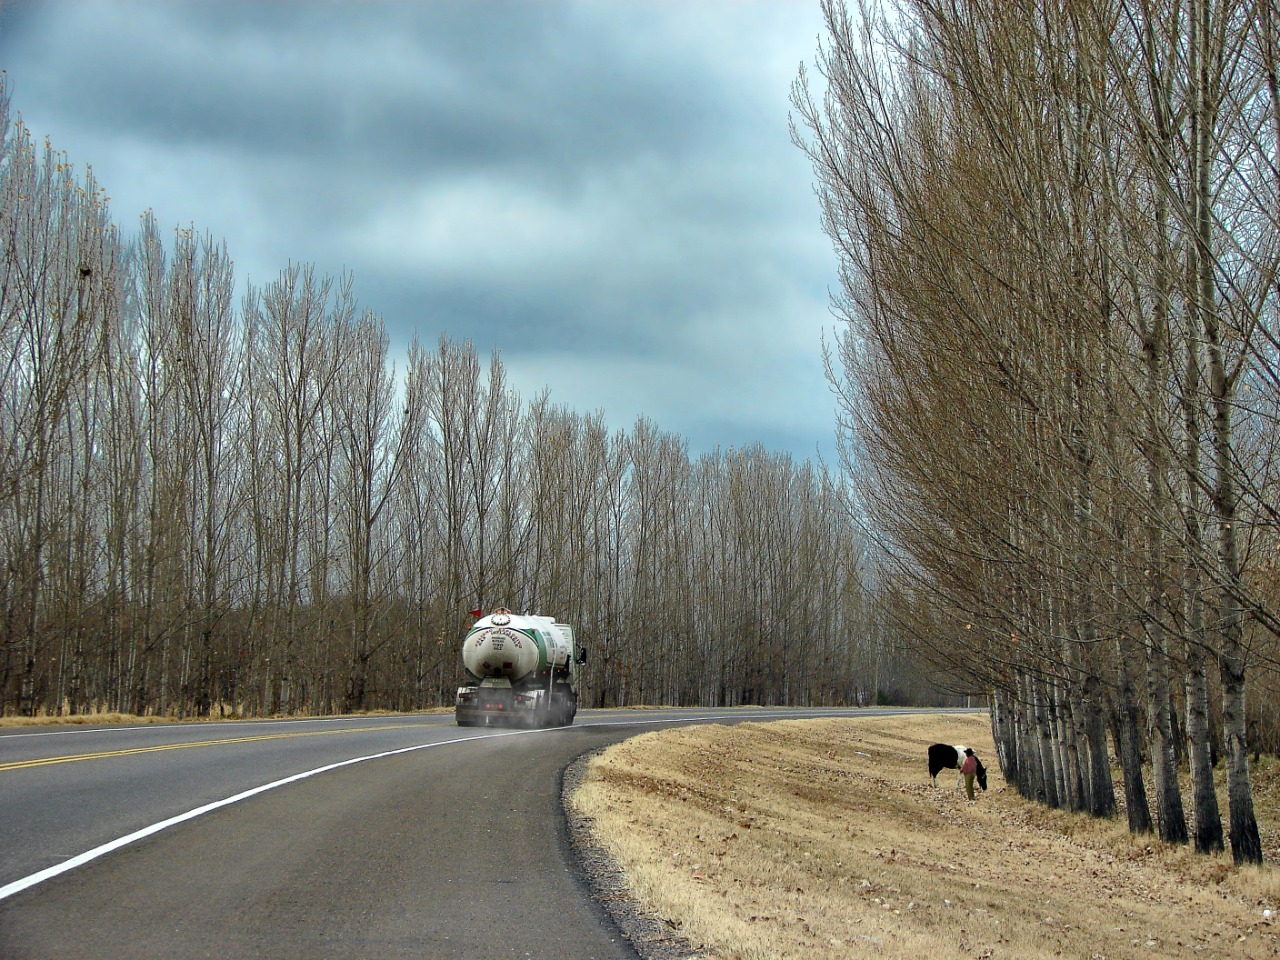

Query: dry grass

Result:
[0,711,177,728]
[569,713,1280,960]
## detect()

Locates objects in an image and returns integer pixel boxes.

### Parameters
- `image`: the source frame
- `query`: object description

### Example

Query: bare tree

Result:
[424,336,520,637]
[0,114,111,714]
[334,311,400,712]
[242,264,350,713]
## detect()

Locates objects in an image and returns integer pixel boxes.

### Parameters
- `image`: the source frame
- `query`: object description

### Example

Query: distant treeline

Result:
[0,77,888,719]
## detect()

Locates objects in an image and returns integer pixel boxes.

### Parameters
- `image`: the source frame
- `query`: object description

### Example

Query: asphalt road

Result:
[0,706,931,959]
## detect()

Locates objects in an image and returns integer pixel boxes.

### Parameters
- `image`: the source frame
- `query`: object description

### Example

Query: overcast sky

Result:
[0,0,838,459]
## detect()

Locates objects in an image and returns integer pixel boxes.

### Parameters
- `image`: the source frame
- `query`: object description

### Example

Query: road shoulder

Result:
[563,750,704,960]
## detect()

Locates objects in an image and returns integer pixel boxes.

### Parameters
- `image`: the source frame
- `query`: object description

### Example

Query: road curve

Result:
[0,707,949,959]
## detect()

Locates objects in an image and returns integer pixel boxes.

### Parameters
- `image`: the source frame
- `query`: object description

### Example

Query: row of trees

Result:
[794,0,1280,865]
[0,77,882,723]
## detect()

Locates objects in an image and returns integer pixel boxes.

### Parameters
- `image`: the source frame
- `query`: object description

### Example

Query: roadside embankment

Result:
[568,713,1279,960]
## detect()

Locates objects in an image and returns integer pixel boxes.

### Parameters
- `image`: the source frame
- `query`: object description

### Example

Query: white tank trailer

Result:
[455,608,585,727]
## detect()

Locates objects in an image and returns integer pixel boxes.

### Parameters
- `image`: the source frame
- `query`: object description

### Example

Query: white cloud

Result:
[349,174,603,280]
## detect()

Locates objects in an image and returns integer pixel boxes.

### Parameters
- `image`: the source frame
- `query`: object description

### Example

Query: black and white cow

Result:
[927,743,988,792]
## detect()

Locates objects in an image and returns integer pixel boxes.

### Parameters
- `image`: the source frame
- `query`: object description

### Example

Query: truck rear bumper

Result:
[455,704,516,727]
[455,684,576,728]
[456,687,538,727]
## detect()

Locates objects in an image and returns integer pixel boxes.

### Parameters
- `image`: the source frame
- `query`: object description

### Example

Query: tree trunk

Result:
[1193,0,1261,866]
[1081,669,1116,818]
[1115,631,1154,835]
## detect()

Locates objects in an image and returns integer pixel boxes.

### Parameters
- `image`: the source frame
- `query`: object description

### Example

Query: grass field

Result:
[0,711,178,727]
[569,713,1280,960]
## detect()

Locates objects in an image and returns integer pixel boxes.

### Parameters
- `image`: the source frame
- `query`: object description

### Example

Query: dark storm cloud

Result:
[12,2,729,178]
[0,0,837,457]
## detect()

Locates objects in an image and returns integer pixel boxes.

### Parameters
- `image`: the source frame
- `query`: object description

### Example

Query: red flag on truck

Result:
[468,608,483,618]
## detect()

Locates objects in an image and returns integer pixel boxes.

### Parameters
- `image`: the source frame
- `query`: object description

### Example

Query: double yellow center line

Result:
[0,723,424,773]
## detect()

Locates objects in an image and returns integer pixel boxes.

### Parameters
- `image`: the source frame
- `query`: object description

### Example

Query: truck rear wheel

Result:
[551,691,576,727]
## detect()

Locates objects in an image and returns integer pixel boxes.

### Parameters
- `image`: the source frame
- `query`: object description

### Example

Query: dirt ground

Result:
[568,712,1280,960]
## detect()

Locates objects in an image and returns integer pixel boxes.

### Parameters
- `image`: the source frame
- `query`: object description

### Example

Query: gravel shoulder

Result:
[564,750,704,960]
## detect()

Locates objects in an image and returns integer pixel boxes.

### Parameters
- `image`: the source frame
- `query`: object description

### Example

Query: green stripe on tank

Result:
[526,629,548,671]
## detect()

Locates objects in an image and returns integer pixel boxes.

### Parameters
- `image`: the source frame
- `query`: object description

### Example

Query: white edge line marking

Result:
[0,709,893,901]
[0,728,535,902]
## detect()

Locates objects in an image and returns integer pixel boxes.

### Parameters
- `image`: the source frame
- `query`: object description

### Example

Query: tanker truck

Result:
[455,608,585,727]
